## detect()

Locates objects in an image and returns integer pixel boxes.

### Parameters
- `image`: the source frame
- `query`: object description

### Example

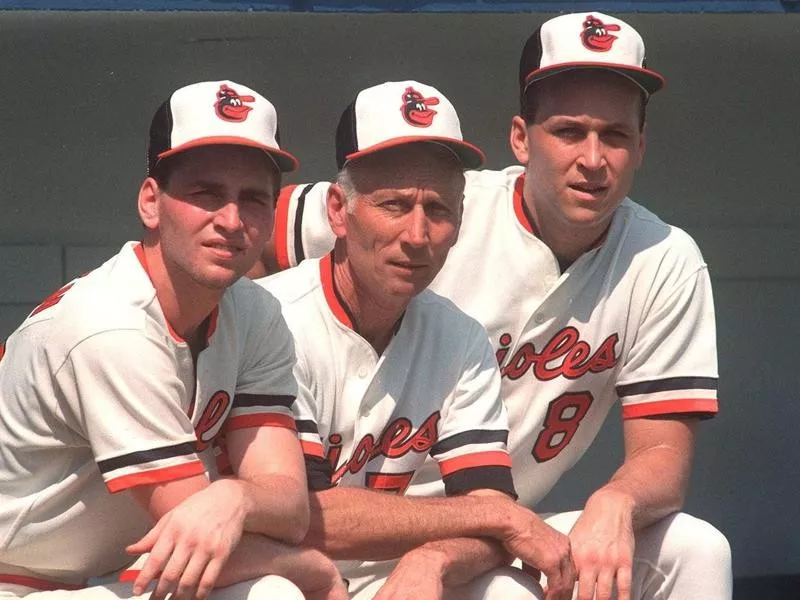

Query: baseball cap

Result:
[147,80,298,175]
[335,80,485,170]
[519,12,665,103]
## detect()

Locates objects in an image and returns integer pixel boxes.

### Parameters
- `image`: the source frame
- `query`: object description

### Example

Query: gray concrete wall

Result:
[1,11,798,578]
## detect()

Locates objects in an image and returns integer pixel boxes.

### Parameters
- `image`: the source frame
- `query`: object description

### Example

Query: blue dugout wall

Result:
[0,3,798,597]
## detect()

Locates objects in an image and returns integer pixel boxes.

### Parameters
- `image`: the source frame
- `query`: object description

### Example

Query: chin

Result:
[385,281,425,302]
[195,266,244,290]
[565,206,614,227]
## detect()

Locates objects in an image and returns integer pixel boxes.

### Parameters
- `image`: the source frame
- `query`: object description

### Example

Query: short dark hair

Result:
[148,149,282,202]
[520,78,648,131]
[148,154,184,188]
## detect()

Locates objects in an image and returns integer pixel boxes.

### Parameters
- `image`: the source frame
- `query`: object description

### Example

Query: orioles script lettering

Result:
[330,412,440,484]
[495,326,618,381]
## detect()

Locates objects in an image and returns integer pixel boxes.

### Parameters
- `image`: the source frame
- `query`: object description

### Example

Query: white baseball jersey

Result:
[0,242,298,591]
[257,254,514,585]
[271,166,718,509]
[256,254,515,500]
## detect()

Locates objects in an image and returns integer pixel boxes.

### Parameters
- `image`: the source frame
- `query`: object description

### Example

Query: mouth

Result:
[388,260,428,273]
[569,183,609,199]
[204,241,246,259]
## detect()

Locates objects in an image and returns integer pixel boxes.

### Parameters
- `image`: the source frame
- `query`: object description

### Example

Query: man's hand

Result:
[294,549,349,600]
[502,504,576,600]
[567,488,636,600]
[127,479,249,600]
[374,548,446,600]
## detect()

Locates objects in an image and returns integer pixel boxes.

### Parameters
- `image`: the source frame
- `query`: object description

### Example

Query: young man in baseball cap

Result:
[0,80,345,600]
[263,13,732,600]
[256,80,578,600]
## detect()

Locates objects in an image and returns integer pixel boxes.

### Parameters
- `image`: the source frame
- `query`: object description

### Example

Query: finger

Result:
[521,562,542,582]
[544,571,573,600]
[195,555,225,600]
[127,519,165,555]
[576,566,597,600]
[151,543,192,600]
[132,542,173,597]
[616,563,633,600]
[595,568,615,600]
[172,550,210,600]
[563,555,578,590]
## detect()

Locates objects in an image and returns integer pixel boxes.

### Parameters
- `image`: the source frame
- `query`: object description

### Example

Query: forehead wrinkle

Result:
[349,162,463,201]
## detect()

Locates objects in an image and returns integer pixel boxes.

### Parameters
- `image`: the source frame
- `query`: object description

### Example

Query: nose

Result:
[578,133,606,171]
[405,205,429,248]
[215,200,243,232]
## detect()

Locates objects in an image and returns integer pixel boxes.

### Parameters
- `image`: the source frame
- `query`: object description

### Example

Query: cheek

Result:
[162,201,207,232]
[610,150,639,179]
[242,206,275,238]
[430,223,459,254]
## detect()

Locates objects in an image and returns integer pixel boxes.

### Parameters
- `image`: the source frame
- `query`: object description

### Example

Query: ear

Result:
[138,177,161,230]
[326,183,349,240]
[636,124,647,169]
[509,115,531,166]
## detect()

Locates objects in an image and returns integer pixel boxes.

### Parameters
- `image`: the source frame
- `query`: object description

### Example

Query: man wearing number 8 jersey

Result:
[261,13,732,600]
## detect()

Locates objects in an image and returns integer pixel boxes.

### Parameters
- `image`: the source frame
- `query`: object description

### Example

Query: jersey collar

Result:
[319,252,355,329]
[512,174,541,238]
[133,242,219,346]
[511,174,611,261]
[319,252,404,339]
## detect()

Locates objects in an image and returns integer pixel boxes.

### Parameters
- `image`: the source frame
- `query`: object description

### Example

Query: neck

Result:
[331,250,406,355]
[141,241,222,341]
[522,187,611,268]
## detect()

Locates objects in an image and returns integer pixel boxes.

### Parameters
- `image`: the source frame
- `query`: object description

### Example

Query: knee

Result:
[456,566,544,600]
[250,576,304,600]
[658,513,732,569]
[222,575,304,600]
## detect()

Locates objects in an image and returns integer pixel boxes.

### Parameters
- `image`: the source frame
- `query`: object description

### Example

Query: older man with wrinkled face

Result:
[257,80,578,600]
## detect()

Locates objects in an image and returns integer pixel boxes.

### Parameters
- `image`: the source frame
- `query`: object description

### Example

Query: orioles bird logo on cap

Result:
[215,84,255,122]
[400,87,439,127]
[581,15,621,52]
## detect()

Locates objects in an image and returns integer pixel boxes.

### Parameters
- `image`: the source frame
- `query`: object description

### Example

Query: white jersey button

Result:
[358,366,369,378]
[534,313,545,324]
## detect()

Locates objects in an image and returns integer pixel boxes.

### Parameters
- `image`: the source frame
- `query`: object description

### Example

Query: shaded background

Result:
[0,2,798,596]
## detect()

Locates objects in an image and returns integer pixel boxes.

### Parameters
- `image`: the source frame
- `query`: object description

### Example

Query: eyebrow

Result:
[548,115,636,130]
[190,180,273,196]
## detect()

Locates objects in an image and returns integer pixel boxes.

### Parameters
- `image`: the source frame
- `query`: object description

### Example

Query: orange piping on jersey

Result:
[512,174,538,236]
[511,176,608,253]
[301,440,326,459]
[438,450,512,477]
[274,185,296,270]
[106,460,206,493]
[133,242,220,344]
[0,575,85,591]
[622,398,719,420]
[133,242,183,342]
[225,412,297,432]
[319,253,354,329]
